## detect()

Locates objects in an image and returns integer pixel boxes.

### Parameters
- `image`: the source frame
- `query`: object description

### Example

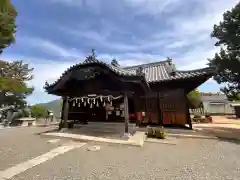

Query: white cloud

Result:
[160,0,238,69]
[124,0,182,15]
[27,59,79,104]
[50,0,84,7]
[19,37,84,58]
[61,26,167,52]
[49,0,102,11]
[176,45,220,70]
[1,54,79,104]
[6,0,239,103]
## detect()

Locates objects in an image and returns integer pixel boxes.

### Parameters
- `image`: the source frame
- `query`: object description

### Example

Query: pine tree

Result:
[209,2,240,100]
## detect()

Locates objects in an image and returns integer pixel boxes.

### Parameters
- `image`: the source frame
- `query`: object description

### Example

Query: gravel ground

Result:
[0,126,67,171]
[11,138,240,180]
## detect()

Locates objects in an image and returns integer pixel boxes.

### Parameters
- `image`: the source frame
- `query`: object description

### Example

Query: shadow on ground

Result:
[37,123,135,140]
[198,126,240,145]
[64,127,122,139]
[226,116,239,120]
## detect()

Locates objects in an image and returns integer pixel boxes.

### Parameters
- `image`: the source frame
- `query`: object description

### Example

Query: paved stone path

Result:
[0,126,239,180]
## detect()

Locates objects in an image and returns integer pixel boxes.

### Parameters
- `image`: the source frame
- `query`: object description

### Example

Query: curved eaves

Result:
[44,58,145,90]
[150,67,216,83]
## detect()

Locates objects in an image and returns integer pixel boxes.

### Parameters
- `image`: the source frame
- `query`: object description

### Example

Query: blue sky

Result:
[1,0,238,104]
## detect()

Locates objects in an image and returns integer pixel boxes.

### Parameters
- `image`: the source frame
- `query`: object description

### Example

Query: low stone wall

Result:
[15,117,36,127]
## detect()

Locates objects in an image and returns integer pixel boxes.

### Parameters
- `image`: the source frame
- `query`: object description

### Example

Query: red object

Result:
[137,112,142,121]
[129,114,136,117]
[151,113,156,121]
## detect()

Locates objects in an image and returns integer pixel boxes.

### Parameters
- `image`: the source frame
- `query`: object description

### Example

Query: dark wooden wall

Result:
[134,89,188,126]
[160,89,188,125]
[64,88,189,126]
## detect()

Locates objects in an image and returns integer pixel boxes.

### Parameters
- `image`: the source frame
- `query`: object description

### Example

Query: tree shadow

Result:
[36,128,59,135]
[199,126,240,145]
[226,116,239,120]
[216,137,240,145]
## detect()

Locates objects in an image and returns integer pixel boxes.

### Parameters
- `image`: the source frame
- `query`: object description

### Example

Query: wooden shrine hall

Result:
[44,51,215,131]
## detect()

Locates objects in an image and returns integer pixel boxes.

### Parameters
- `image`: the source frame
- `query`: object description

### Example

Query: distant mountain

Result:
[38,99,62,117]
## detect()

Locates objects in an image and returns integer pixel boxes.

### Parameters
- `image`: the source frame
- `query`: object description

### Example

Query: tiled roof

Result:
[200,93,229,102]
[45,56,145,89]
[44,56,215,90]
[124,60,215,82]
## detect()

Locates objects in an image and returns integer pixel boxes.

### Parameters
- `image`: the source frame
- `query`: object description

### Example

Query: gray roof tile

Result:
[124,60,215,82]
[200,93,228,102]
[45,58,215,90]
[45,56,143,89]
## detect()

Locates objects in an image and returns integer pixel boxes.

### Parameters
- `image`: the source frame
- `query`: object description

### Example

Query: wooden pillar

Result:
[185,93,192,129]
[156,92,162,125]
[63,96,69,128]
[187,107,192,129]
[124,92,129,133]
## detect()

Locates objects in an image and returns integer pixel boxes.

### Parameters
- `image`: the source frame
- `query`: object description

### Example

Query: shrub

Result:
[155,128,167,139]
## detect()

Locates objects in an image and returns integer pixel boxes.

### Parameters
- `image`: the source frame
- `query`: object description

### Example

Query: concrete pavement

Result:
[0,126,239,180]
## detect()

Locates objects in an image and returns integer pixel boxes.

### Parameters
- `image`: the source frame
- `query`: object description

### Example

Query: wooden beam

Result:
[124,92,129,133]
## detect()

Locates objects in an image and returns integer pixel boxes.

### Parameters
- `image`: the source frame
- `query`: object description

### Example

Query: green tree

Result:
[30,105,47,119]
[0,60,34,107]
[187,89,202,109]
[0,0,17,54]
[209,2,240,100]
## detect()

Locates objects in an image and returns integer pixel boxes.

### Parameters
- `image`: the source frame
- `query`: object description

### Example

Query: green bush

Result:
[147,127,167,139]
[155,129,167,139]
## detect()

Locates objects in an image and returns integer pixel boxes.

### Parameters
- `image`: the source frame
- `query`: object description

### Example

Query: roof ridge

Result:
[123,60,169,69]
[175,67,215,73]
[200,92,225,96]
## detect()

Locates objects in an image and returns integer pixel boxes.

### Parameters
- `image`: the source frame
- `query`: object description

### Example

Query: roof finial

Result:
[166,57,172,65]
[92,49,96,58]
[84,49,97,63]
[111,58,120,67]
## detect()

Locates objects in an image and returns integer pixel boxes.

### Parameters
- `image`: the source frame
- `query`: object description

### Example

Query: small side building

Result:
[200,93,234,115]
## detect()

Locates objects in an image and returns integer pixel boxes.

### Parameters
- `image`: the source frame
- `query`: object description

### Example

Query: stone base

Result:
[87,145,101,151]
[21,121,36,127]
[17,117,36,127]
[121,132,132,140]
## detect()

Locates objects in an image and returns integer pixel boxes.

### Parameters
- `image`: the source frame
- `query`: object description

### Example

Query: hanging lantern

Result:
[103,101,106,107]
[78,102,81,107]
[81,97,83,102]
[90,103,93,108]
[100,96,102,102]
[96,101,99,107]
[84,101,86,106]
[72,101,75,107]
